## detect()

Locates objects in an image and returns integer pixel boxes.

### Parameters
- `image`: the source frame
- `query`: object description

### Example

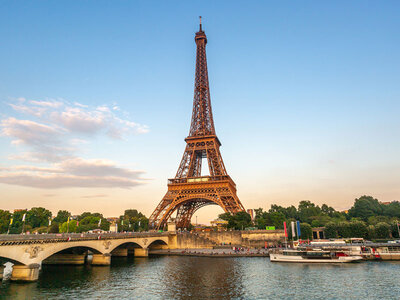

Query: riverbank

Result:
[149,248,269,257]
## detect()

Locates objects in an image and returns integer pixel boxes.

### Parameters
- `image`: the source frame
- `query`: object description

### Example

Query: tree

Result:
[26,207,52,229]
[219,212,252,230]
[390,221,400,238]
[8,210,27,234]
[60,220,78,233]
[375,222,391,239]
[348,221,368,238]
[321,204,335,217]
[53,210,71,224]
[0,210,11,234]
[367,225,376,240]
[336,222,352,238]
[299,223,312,239]
[118,209,148,232]
[348,196,382,221]
[297,201,322,224]
[49,221,59,233]
[382,201,400,218]
[324,222,338,238]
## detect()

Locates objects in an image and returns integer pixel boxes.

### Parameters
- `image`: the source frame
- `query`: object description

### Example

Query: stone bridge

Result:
[0,228,284,282]
[0,232,174,282]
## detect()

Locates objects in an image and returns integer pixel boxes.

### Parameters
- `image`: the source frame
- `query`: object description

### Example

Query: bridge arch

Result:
[0,255,25,266]
[147,239,168,250]
[109,241,143,253]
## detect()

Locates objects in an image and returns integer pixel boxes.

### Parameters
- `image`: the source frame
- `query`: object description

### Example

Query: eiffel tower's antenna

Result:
[199,16,202,31]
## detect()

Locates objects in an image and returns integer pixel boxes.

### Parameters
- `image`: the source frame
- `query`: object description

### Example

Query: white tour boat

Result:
[270,249,363,263]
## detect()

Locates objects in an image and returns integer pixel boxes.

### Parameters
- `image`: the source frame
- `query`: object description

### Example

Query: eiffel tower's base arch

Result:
[149,177,244,230]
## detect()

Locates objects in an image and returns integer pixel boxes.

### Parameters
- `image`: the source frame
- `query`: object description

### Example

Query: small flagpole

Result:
[283,221,288,249]
[7,216,13,235]
[21,213,26,234]
[397,223,400,238]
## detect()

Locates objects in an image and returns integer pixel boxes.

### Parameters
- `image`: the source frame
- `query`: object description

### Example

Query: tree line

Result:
[219,195,400,240]
[0,208,149,234]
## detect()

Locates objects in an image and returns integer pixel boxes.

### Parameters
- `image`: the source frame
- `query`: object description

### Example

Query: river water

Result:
[1,256,399,299]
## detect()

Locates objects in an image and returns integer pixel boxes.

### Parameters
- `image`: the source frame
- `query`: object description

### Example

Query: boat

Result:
[269,248,363,263]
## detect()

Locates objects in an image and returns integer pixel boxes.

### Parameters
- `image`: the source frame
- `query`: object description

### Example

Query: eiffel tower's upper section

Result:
[188,17,216,138]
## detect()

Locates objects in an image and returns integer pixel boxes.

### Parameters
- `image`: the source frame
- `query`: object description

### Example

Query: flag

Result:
[283,222,288,237]
[76,221,79,227]
[296,221,301,238]
[10,218,13,225]
[22,213,26,222]
[291,221,296,239]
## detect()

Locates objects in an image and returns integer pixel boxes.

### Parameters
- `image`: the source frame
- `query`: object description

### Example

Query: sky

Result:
[0,1,399,224]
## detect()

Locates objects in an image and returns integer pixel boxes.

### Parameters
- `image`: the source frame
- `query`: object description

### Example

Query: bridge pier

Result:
[133,248,148,257]
[111,248,128,257]
[11,264,40,282]
[43,253,86,265]
[91,253,111,265]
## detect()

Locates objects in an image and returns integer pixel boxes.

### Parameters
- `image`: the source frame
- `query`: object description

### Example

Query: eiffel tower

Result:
[149,18,245,229]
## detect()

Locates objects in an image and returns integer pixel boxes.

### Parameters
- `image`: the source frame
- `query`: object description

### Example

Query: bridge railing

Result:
[0,231,169,242]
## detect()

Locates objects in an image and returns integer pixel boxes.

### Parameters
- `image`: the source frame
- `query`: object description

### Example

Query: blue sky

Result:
[0,1,399,223]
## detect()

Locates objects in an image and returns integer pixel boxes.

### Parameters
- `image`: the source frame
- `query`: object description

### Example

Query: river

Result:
[1,256,399,299]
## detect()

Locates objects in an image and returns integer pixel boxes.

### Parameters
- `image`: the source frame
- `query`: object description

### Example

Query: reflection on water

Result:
[1,257,400,299]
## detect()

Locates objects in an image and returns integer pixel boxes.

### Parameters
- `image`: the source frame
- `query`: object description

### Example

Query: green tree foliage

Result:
[297,201,322,224]
[348,221,368,238]
[49,221,59,233]
[324,222,338,238]
[26,207,52,228]
[300,223,312,239]
[367,225,376,239]
[375,222,391,239]
[0,210,11,233]
[60,220,78,233]
[348,195,382,221]
[53,210,71,224]
[219,212,252,230]
[390,221,400,238]
[382,201,400,218]
[8,210,27,234]
[118,209,149,232]
[78,212,110,232]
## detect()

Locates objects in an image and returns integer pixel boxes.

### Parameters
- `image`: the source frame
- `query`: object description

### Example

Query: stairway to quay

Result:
[0,229,284,282]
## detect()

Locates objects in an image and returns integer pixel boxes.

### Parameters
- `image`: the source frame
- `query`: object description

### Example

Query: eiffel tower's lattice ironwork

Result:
[149,18,245,229]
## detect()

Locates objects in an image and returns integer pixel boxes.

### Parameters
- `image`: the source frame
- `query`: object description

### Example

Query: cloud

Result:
[81,194,108,198]
[59,158,144,178]
[0,158,147,189]
[29,100,63,108]
[51,107,107,135]
[2,98,149,163]
[1,117,60,146]
[0,173,144,189]
[0,97,149,189]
